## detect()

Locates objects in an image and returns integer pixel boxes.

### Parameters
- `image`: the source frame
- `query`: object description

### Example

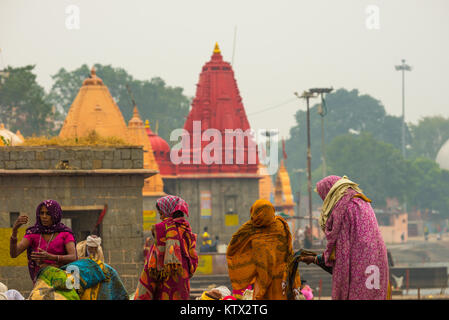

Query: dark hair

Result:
[173,210,184,219]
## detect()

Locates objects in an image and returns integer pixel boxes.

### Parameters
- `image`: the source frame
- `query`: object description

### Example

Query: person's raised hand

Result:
[12,215,28,231]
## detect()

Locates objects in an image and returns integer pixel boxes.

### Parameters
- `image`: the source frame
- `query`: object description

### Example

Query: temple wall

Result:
[164,177,260,245]
[0,146,147,297]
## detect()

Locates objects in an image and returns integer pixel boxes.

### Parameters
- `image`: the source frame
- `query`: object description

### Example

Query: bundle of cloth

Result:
[197,286,237,300]
[0,282,25,300]
[28,258,128,300]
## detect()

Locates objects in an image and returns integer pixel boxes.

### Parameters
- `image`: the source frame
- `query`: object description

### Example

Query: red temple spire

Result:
[177,43,258,174]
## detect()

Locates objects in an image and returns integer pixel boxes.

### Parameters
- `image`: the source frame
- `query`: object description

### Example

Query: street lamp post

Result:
[293,168,305,224]
[395,59,412,214]
[395,59,412,158]
[294,91,317,237]
[309,87,333,178]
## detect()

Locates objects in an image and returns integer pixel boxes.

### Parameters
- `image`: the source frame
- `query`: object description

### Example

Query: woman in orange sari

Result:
[226,199,301,300]
[134,195,198,300]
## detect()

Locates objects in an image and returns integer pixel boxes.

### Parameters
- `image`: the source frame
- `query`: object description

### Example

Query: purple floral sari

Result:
[316,176,389,300]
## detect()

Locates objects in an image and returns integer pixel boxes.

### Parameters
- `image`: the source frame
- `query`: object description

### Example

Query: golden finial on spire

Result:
[213,42,221,54]
[91,66,96,77]
[145,119,150,129]
[132,106,140,119]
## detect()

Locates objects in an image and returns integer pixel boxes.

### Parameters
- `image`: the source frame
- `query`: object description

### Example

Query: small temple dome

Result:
[146,120,170,155]
[145,120,174,175]
[0,124,24,146]
[436,139,449,171]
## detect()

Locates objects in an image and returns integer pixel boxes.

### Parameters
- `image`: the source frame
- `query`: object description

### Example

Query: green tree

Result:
[405,157,449,215]
[285,88,407,195]
[48,64,191,143]
[324,133,407,207]
[408,116,449,160]
[0,65,56,136]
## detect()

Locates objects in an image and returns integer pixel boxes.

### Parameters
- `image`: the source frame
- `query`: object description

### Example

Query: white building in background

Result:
[436,139,449,171]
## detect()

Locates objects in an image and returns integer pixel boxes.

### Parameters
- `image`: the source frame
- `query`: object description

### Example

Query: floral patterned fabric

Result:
[134,217,198,300]
[316,176,389,300]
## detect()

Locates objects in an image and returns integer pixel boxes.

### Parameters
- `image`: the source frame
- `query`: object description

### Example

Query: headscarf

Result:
[156,195,189,218]
[226,199,300,300]
[86,235,102,247]
[76,236,105,261]
[25,200,76,282]
[26,200,74,235]
[316,175,369,232]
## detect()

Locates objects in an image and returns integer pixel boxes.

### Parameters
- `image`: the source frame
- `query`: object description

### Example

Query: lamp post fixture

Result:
[395,59,412,158]
[260,129,279,159]
[294,91,317,236]
[309,87,333,178]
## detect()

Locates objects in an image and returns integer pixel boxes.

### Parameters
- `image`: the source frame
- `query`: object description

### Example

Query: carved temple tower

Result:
[163,44,261,241]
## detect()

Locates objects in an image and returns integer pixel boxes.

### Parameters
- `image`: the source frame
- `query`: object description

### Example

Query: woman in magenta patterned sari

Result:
[300,175,389,300]
[134,195,198,300]
[9,199,77,283]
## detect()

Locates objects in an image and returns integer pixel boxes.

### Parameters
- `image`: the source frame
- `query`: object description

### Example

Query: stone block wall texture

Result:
[163,177,260,245]
[0,146,147,297]
[0,146,143,170]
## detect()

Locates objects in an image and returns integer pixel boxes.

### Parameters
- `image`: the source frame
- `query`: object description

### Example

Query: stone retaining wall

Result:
[0,146,152,297]
[0,146,143,170]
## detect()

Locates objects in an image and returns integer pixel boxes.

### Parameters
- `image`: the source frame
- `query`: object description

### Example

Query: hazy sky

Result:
[1,0,448,139]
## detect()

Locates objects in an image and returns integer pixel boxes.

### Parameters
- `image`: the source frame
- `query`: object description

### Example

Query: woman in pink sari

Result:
[301,175,389,300]
[9,199,77,283]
